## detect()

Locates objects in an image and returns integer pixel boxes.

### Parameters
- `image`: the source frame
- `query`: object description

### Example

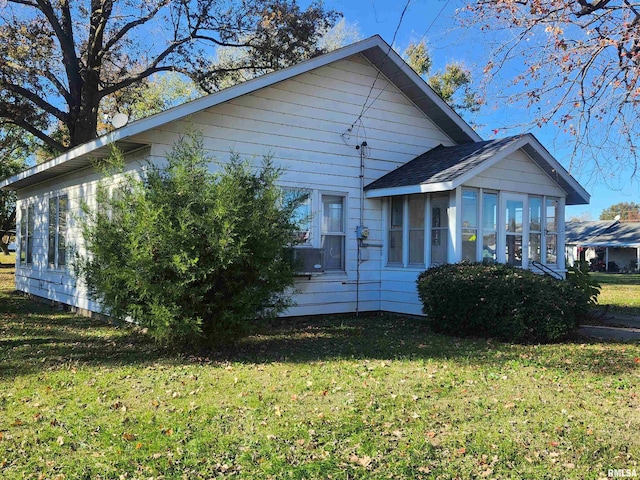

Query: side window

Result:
[321,195,345,271]
[19,205,35,266]
[48,195,68,269]
[284,189,311,245]
[388,197,403,264]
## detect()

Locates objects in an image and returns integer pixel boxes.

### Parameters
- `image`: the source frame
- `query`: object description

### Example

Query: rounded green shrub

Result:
[416,263,592,343]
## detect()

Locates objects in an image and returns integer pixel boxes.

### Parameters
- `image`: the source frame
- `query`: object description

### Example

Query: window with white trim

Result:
[430,195,449,265]
[529,196,542,263]
[408,195,425,265]
[388,197,403,264]
[545,197,558,264]
[387,195,427,267]
[321,195,345,271]
[19,204,35,266]
[48,195,68,269]
[482,192,497,262]
[284,189,311,245]
[461,189,478,262]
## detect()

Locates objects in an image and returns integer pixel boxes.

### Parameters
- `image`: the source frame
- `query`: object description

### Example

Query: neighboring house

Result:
[566,220,640,272]
[0,35,589,317]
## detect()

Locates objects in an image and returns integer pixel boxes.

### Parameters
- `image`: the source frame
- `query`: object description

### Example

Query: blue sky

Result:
[316,0,640,220]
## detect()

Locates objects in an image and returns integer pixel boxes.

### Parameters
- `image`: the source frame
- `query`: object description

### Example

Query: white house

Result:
[0,35,590,317]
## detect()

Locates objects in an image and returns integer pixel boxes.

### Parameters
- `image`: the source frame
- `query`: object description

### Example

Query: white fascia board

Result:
[364,182,453,198]
[1,36,388,191]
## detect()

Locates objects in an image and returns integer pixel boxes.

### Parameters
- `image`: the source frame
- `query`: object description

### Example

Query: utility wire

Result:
[350,0,412,129]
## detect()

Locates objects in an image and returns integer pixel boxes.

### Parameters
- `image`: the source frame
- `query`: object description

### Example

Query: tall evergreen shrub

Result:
[76,133,302,346]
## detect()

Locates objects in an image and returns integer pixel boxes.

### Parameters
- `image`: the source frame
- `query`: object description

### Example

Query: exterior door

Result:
[501,193,528,268]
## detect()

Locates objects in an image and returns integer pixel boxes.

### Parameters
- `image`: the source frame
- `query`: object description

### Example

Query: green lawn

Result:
[0,263,639,479]
[591,273,640,315]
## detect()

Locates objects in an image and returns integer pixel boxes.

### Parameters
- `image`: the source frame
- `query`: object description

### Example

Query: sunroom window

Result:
[430,195,449,265]
[546,198,558,264]
[461,189,478,262]
[529,196,542,263]
[482,192,497,262]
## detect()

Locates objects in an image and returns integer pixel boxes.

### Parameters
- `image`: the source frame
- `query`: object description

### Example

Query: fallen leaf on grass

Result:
[349,454,372,468]
[122,433,135,441]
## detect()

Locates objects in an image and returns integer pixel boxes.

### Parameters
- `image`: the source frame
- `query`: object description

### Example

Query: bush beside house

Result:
[417,263,599,343]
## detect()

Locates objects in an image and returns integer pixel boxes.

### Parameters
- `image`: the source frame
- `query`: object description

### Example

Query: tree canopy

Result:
[0,126,32,253]
[600,202,640,221]
[403,40,479,114]
[462,0,640,181]
[0,0,339,155]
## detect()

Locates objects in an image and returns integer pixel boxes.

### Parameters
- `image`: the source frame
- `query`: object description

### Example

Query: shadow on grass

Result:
[2,290,638,380]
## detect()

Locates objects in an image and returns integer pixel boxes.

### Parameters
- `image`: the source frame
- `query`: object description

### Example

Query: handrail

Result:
[530,261,564,280]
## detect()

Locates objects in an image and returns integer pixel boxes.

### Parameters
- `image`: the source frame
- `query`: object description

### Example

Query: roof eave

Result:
[1,35,481,192]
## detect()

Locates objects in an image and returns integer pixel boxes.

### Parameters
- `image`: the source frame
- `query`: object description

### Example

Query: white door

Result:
[500,193,528,268]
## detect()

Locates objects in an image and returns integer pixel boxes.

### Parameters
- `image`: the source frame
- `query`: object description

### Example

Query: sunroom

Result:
[365,134,590,275]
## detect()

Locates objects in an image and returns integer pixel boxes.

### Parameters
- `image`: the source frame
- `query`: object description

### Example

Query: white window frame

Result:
[321,193,346,272]
[19,203,35,266]
[386,195,427,268]
[48,195,68,269]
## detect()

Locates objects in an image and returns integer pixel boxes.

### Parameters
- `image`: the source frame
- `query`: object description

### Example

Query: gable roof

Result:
[0,35,480,192]
[566,220,640,247]
[364,133,590,205]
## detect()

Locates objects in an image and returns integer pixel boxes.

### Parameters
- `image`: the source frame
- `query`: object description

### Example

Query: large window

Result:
[546,198,558,264]
[19,204,35,266]
[461,189,478,261]
[48,195,68,269]
[322,195,345,271]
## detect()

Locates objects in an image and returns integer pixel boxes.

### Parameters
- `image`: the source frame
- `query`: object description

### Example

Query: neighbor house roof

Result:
[566,220,640,247]
[364,133,590,205]
[0,35,480,192]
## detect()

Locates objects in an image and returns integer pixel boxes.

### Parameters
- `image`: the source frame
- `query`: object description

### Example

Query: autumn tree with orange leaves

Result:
[462,0,640,182]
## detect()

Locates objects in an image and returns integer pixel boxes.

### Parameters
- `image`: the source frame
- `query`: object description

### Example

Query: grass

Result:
[591,273,640,315]
[0,260,639,479]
